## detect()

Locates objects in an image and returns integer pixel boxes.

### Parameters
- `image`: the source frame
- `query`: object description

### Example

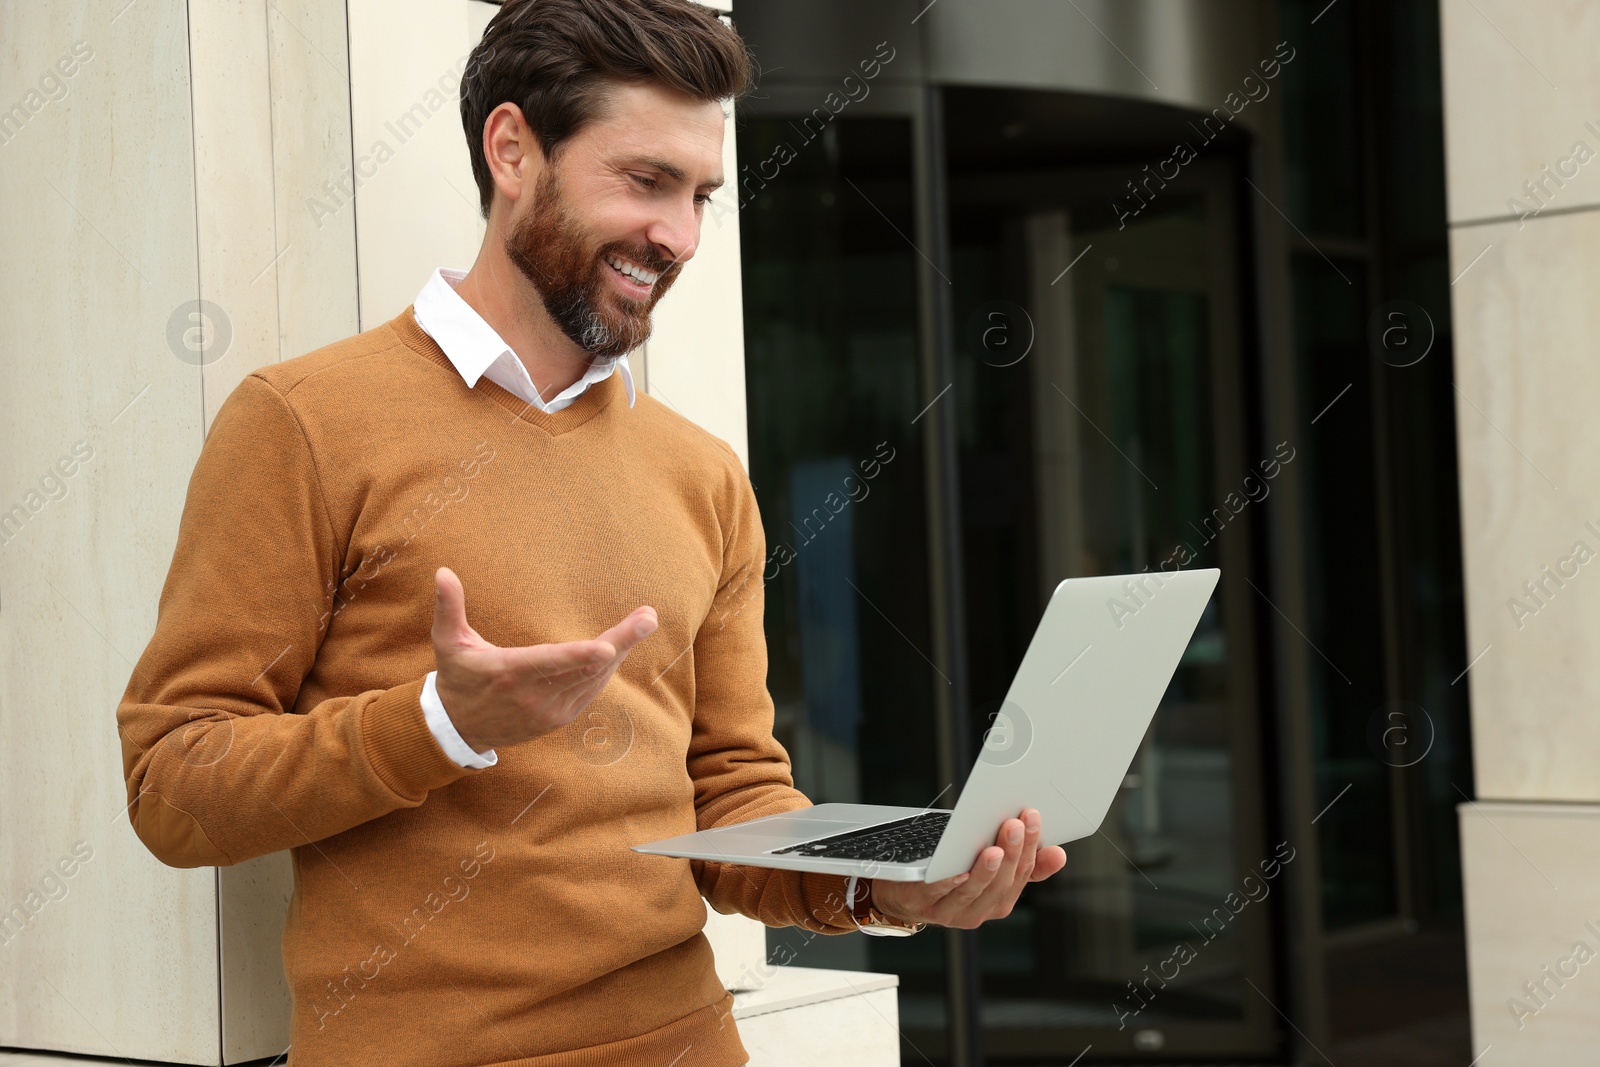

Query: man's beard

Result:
[504,166,682,361]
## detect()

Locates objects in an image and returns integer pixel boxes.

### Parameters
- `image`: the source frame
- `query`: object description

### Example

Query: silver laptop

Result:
[633,568,1220,883]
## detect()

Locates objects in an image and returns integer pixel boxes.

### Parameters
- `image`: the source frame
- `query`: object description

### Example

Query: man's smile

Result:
[604,252,660,296]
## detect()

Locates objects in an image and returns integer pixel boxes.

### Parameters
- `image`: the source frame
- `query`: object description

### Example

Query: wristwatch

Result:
[846,874,926,936]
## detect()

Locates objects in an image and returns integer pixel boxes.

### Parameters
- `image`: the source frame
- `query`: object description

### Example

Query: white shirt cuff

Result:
[421,670,497,768]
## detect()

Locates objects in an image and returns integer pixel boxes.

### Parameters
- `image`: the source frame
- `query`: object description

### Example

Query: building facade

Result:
[729,0,1475,1063]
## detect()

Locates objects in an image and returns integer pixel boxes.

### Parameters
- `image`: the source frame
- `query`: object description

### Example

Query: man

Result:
[116,0,1066,1063]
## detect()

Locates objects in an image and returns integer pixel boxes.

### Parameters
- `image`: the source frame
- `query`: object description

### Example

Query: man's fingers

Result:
[922,869,975,904]
[931,815,1034,922]
[514,638,616,679]
[974,818,1026,905]
[432,566,479,649]
[975,814,1040,913]
[1008,810,1043,887]
[595,606,659,657]
[521,607,656,681]
[434,576,655,681]
[1029,845,1068,881]
[938,846,1005,912]
[885,811,1064,929]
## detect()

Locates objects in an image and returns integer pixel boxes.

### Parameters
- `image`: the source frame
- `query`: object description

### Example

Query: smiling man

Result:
[115,1,1063,1064]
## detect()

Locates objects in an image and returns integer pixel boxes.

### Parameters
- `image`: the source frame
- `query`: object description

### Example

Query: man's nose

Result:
[646,201,701,269]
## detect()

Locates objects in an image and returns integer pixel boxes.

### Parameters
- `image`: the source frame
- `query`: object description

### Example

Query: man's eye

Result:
[694,193,711,206]
[631,174,658,189]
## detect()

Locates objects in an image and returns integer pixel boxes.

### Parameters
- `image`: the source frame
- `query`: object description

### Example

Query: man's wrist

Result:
[849,876,925,935]
[862,880,897,921]
[421,670,497,768]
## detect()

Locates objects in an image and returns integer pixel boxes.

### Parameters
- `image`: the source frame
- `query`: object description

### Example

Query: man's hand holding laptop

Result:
[870,808,1068,929]
[633,569,1224,935]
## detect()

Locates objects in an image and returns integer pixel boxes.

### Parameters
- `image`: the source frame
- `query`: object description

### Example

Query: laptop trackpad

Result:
[718,816,861,838]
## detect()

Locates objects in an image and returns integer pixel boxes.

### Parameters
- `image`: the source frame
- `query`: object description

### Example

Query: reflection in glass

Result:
[1287,253,1399,931]
[737,114,949,1028]
[951,191,1250,1043]
[739,92,1275,1057]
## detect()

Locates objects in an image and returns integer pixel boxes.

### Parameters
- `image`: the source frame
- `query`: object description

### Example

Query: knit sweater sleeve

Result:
[116,374,480,869]
[686,442,859,934]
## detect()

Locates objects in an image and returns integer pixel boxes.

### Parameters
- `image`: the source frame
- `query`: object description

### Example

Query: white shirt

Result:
[410,266,637,768]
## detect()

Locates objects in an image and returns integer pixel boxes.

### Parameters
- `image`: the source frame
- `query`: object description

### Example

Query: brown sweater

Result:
[116,307,860,1067]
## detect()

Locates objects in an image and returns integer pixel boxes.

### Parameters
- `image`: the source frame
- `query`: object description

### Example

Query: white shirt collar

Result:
[412,267,636,413]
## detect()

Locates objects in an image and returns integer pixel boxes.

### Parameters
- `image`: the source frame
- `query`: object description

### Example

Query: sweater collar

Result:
[389,305,627,436]
[411,267,637,412]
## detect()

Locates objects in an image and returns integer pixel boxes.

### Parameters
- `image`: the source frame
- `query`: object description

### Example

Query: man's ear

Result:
[484,101,542,209]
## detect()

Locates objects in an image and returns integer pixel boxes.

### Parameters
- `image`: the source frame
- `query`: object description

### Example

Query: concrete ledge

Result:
[1460,799,1600,1065]
[733,967,902,1067]
[733,965,899,1019]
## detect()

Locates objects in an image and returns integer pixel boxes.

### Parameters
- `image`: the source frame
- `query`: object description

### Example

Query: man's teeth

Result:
[605,255,659,285]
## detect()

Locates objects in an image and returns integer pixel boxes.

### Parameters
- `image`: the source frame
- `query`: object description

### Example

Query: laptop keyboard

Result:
[770,811,952,863]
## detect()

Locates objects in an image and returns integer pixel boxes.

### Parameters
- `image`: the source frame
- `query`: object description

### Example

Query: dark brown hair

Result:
[460,0,755,218]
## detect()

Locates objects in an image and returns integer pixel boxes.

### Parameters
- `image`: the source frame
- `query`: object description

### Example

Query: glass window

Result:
[1286,252,1399,929]
[738,113,950,1024]
[1279,0,1367,238]
[950,187,1257,1050]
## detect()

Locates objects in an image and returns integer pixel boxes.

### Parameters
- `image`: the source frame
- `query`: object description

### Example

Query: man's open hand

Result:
[431,566,657,753]
[869,808,1067,930]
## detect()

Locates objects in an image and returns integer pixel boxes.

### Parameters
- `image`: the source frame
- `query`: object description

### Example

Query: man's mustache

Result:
[601,243,677,276]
